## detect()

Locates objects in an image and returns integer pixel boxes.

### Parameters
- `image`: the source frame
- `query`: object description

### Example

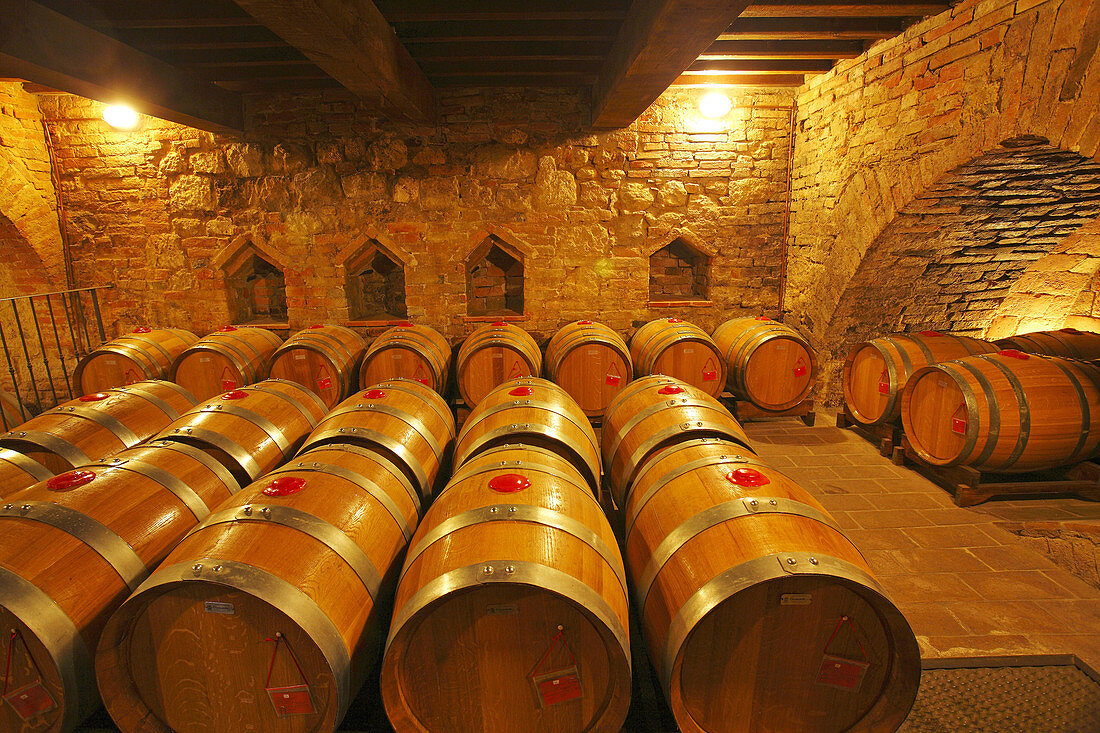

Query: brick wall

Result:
[789,0,1100,401]
[36,87,795,343]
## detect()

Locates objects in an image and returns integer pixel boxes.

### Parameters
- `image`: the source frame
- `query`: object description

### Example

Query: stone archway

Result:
[817,141,1100,401]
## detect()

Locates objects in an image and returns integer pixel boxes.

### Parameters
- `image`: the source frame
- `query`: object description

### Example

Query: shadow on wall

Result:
[817,139,1100,403]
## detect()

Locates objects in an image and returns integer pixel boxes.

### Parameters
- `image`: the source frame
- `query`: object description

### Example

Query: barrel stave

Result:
[360,324,451,395]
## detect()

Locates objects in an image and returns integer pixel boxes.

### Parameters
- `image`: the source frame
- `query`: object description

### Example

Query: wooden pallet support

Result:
[722,394,816,426]
[894,436,1100,507]
[836,405,901,457]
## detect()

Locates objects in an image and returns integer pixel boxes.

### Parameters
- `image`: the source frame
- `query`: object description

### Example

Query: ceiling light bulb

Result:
[699,92,732,119]
[102,104,139,129]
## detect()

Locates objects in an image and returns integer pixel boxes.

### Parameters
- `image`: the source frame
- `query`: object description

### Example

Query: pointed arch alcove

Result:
[337,233,411,323]
[645,230,716,307]
[463,228,530,318]
[213,235,289,326]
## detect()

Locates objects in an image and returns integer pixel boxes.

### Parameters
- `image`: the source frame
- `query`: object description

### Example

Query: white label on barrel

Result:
[486,604,518,615]
[683,348,694,353]
[204,601,235,615]
[776,343,787,350]
[587,349,599,356]
[393,353,402,359]
[780,594,812,606]
[105,359,116,365]
[492,353,502,359]
[937,378,948,387]
[294,353,306,360]
[199,357,211,363]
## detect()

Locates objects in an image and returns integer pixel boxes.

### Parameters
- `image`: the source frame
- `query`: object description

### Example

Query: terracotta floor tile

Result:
[887,547,993,574]
[829,510,862,530]
[877,573,984,604]
[902,525,1006,549]
[1032,600,1100,630]
[863,492,951,511]
[966,544,1059,570]
[895,602,970,637]
[830,465,909,480]
[847,509,934,529]
[1041,569,1100,599]
[960,570,1088,601]
[922,633,1043,657]
[816,493,876,512]
[864,549,910,576]
[918,508,1002,526]
[944,600,1067,636]
[844,528,920,551]
[813,478,889,495]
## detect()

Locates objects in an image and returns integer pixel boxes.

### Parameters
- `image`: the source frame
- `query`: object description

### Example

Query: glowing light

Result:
[699,92,732,119]
[102,104,139,129]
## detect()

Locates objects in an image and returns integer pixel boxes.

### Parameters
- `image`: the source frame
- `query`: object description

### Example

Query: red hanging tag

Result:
[951,403,967,435]
[220,366,237,391]
[605,363,621,386]
[877,368,890,395]
[529,627,582,708]
[265,633,315,717]
[702,357,718,382]
[793,356,808,378]
[123,368,139,386]
[816,616,871,692]
[507,361,524,379]
[2,630,56,721]
[315,364,333,391]
[413,361,430,386]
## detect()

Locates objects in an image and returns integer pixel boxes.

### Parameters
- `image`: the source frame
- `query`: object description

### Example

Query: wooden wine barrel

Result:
[623,439,920,733]
[156,379,326,486]
[268,324,366,408]
[0,439,238,732]
[0,447,54,498]
[359,323,452,395]
[73,327,199,394]
[454,378,601,494]
[843,331,997,426]
[299,378,455,503]
[382,447,631,732]
[1,387,30,430]
[601,375,753,505]
[629,318,726,398]
[0,381,198,475]
[902,350,1100,472]
[994,328,1100,361]
[170,325,283,401]
[712,317,817,412]
[97,444,417,733]
[544,320,633,419]
[455,322,542,407]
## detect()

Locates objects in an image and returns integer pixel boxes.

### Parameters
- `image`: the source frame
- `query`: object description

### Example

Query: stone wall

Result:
[37,86,795,345]
[789,0,1100,401]
[1002,521,1100,589]
[649,238,709,301]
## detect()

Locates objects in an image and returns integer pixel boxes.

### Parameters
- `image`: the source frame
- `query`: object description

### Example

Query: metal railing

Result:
[0,285,111,428]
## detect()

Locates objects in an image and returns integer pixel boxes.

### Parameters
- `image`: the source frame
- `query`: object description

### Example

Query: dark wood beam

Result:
[417,59,601,75]
[740,0,949,16]
[231,0,435,122]
[433,73,597,87]
[0,0,243,133]
[112,27,289,50]
[722,16,911,39]
[403,40,612,61]
[158,47,310,66]
[701,39,867,59]
[374,0,630,22]
[688,58,835,73]
[391,20,621,43]
[672,72,805,86]
[592,0,752,128]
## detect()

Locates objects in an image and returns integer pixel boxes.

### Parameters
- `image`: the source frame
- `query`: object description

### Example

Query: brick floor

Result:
[744,415,1100,672]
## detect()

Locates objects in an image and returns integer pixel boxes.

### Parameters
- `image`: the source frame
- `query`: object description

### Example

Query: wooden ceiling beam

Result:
[391,20,621,43]
[672,72,805,86]
[592,0,752,128]
[702,39,867,59]
[402,40,613,60]
[0,0,243,133]
[688,58,836,73]
[231,0,435,122]
[433,73,597,87]
[721,16,911,39]
[740,1,949,16]
[373,0,630,22]
[416,59,601,75]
